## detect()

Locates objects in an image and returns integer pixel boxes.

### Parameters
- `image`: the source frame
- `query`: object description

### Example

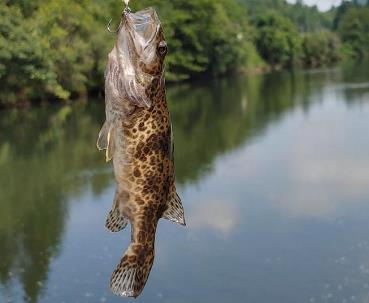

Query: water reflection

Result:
[169,70,320,184]
[1,63,369,303]
[189,200,239,235]
[0,104,110,302]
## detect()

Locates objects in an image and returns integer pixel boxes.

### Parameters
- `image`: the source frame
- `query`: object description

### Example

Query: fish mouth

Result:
[116,8,161,107]
[124,8,161,52]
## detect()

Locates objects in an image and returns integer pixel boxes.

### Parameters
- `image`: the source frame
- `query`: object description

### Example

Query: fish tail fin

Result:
[110,243,155,298]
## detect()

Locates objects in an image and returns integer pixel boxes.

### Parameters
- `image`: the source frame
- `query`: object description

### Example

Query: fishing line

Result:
[123,0,131,13]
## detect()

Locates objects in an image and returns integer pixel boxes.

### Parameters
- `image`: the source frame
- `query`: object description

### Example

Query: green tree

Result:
[337,6,369,59]
[33,0,113,97]
[0,1,112,104]
[302,31,341,67]
[0,5,63,104]
[254,13,302,67]
[333,0,353,30]
[1,0,368,106]
[132,0,260,80]
[240,0,334,32]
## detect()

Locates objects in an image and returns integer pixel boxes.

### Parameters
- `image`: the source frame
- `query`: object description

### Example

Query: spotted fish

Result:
[96,7,185,298]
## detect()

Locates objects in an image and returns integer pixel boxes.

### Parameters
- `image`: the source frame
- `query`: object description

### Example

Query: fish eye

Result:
[157,41,168,56]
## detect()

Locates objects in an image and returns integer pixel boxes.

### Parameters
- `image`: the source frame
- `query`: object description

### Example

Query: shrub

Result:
[302,31,341,67]
[254,12,303,67]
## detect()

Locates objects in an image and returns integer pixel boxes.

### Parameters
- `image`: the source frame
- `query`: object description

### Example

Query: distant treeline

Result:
[1,0,369,106]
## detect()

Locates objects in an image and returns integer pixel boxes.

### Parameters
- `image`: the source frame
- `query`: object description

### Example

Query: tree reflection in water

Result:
[0,66,355,302]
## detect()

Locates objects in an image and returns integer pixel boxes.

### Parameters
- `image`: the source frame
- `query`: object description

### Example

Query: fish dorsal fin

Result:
[162,190,186,226]
[96,121,115,162]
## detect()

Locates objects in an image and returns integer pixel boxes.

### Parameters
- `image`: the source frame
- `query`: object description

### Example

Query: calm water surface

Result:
[1,63,369,303]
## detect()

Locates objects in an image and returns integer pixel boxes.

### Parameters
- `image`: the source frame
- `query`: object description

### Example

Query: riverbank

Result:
[0,59,362,110]
[1,0,368,108]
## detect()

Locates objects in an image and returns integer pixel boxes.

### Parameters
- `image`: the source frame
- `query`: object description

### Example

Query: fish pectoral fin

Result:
[162,191,186,226]
[97,121,115,162]
[105,207,129,232]
[110,243,154,298]
[97,121,110,151]
[106,125,115,162]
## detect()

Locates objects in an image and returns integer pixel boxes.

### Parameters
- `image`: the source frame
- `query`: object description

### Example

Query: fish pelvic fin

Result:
[110,243,155,298]
[106,190,129,232]
[162,190,186,226]
[96,121,115,162]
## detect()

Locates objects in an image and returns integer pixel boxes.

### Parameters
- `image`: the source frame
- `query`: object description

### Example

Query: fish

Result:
[96,6,186,298]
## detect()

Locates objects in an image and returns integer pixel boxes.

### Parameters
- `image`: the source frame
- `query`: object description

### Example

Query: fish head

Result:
[114,7,167,107]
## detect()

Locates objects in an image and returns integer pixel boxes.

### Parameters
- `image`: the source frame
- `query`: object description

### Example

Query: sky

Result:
[286,0,343,11]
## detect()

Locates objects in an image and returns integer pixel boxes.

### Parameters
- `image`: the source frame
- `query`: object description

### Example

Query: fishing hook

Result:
[106,0,131,34]
[107,19,122,34]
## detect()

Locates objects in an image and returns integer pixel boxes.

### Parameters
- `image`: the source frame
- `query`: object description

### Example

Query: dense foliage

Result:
[302,31,341,67]
[0,1,113,104]
[1,0,369,105]
[254,12,302,67]
[337,4,369,59]
[240,0,335,32]
[130,0,261,80]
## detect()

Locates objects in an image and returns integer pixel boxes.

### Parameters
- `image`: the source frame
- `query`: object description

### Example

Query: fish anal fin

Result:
[106,190,129,232]
[162,191,186,226]
[106,207,129,232]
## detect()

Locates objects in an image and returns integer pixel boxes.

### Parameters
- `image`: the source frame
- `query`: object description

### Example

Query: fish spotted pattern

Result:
[97,7,185,298]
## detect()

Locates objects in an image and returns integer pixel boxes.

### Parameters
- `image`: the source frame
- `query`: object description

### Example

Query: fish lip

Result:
[122,7,161,50]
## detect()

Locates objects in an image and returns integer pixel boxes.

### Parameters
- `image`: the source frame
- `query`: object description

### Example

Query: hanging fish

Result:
[97,4,186,298]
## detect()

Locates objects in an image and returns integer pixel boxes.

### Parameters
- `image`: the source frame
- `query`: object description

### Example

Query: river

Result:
[1,62,369,303]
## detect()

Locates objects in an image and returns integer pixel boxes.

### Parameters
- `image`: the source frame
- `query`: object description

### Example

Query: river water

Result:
[1,63,369,303]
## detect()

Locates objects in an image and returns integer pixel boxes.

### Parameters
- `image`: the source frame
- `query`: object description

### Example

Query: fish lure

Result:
[97,1,186,298]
